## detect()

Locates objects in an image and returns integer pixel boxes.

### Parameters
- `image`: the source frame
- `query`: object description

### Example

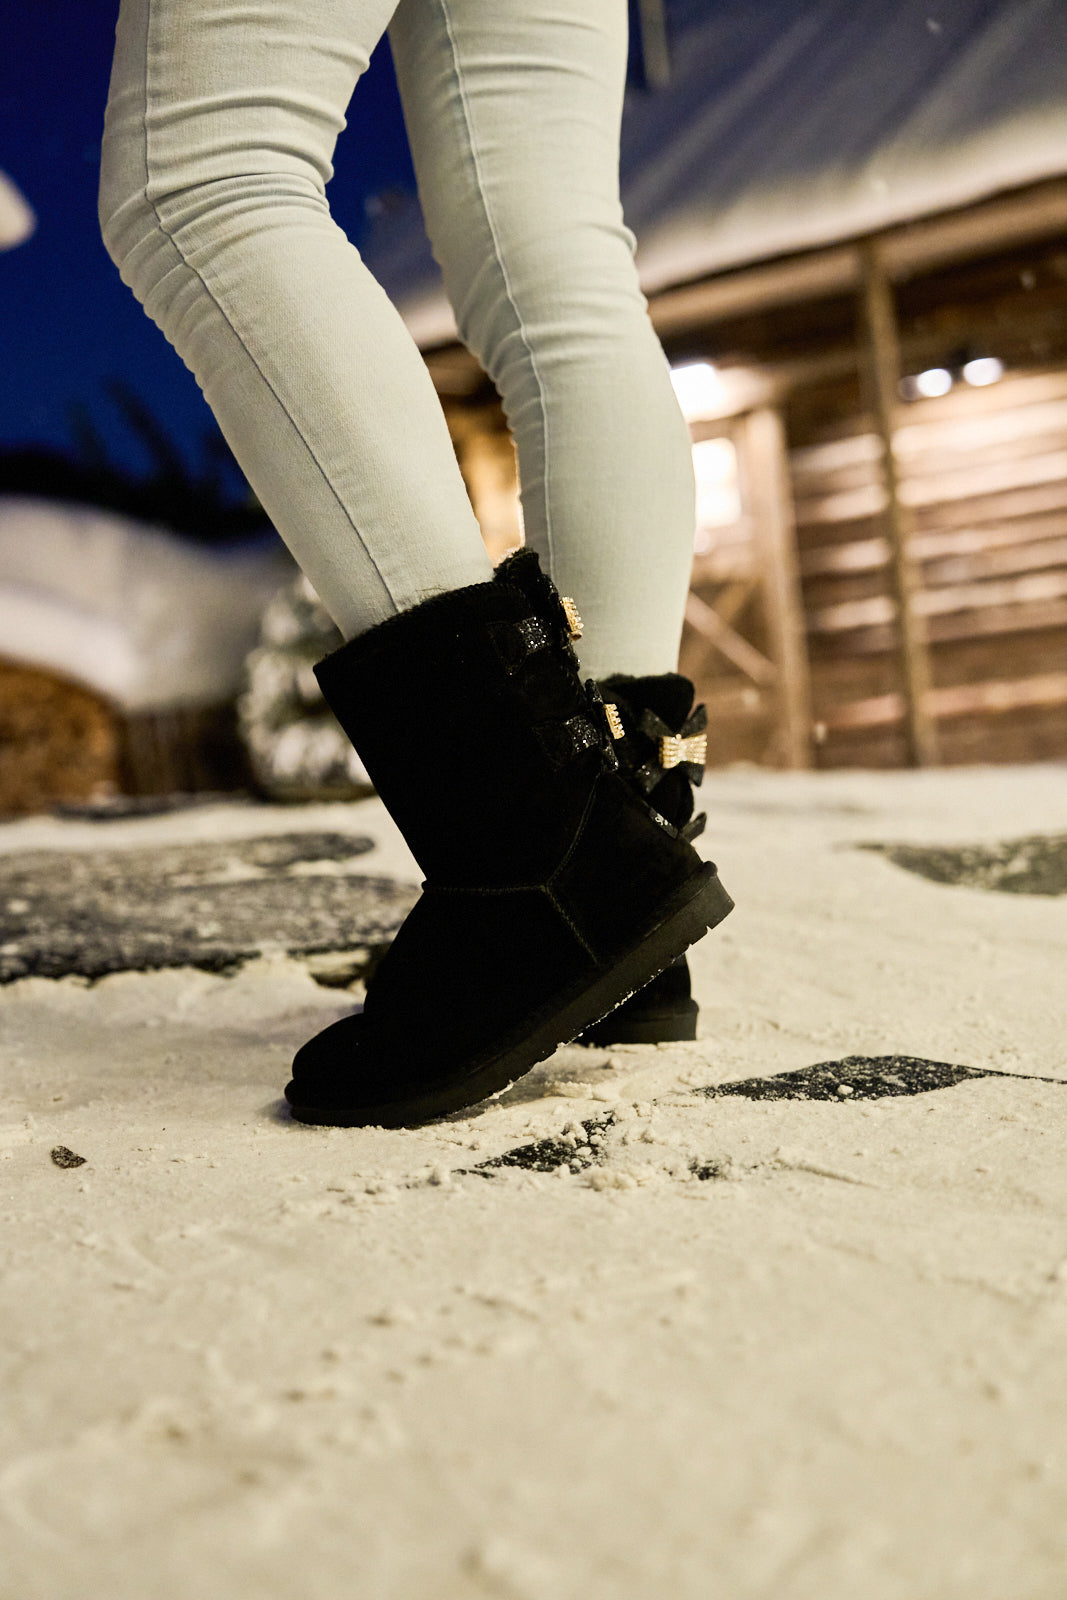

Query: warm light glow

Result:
[913,367,953,398]
[962,356,1004,387]
[692,435,742,545]
[900,367,953,401]
[670,361,723,422]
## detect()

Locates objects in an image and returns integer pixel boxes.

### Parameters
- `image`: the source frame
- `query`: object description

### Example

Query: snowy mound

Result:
[0,496,294,711]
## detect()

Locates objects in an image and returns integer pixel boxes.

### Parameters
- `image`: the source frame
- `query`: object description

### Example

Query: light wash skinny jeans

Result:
[99,0,696,676]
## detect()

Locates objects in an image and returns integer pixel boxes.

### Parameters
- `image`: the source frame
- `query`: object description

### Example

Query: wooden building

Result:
[650,181,1067,770]
[365,0,1067,769]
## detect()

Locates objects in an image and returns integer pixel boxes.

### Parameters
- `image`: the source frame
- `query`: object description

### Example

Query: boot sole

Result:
[286,863,733,1129]
[578,995,700,1047]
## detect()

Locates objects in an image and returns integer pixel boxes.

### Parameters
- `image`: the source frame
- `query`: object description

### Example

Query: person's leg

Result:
[99,0,493,641]
[388,0,696,680]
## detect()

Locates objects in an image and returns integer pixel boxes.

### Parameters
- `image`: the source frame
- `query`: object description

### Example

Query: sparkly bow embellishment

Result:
[560,595,583,641]
[581,679,623,769]
[640,703,708,784]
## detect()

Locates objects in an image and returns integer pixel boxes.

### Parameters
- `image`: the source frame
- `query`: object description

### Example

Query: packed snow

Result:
[1,763,1065,1599]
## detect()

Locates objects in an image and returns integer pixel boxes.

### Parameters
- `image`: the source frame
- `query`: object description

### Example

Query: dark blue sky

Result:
[0,2,654,494]
[0,5,426,487]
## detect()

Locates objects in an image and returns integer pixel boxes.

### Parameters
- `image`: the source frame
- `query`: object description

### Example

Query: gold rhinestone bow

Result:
[560,596,583,641]
[659,731,708,770]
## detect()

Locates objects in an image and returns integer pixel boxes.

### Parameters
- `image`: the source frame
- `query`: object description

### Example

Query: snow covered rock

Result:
[237,574,373,801]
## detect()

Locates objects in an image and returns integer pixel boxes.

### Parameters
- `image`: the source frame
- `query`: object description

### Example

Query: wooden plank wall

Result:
[791,369,1067,766]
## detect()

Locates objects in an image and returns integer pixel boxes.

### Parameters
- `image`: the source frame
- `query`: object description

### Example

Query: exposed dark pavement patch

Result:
[698,1054,1066,1101]
[459,1113,730,1184]
[50,1147,87,1168]
[451,1056,1065,1184]
[468,1113,618,1177]
[859,833,1067,895]
[0,833,419,983]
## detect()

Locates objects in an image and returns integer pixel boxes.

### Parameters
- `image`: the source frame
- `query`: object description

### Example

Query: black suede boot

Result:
[285,550,732,1127]
[577,673,709,1046]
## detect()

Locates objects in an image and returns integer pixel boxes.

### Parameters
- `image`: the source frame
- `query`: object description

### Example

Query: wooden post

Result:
[858,240,938,766]
[743,406,814,767]
[636,0,671,89]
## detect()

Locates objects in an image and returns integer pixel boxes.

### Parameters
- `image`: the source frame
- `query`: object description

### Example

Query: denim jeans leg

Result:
[390,0,696,677]
[99,0,494,640]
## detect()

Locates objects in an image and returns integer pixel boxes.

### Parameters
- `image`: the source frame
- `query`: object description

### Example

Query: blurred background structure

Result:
[2,0,1066,815]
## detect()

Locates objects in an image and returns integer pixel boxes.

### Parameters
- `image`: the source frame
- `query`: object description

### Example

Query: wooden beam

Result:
[857,241,938,766]
[810,597,1067,652]
[879,180,1067,280]
[819,672,1067,731]
[684,590,778,685]
[645,178,1067,338]
[741,406,815,767]
[799,538,890,578]
[930,673,1067,719]
[902,450,1067,509]
[707,577,760,628]
[650,248,859,337]
[911,480,1067,530]
[800,526,1067,581]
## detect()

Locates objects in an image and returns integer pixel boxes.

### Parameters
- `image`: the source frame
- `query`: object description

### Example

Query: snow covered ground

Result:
[1,763,1065,1600]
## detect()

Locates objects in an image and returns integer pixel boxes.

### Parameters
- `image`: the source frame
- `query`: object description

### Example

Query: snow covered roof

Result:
[366,0,1067,348]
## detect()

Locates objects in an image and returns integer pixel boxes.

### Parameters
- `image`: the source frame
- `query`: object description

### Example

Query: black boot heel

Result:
[579,957,699,1045]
